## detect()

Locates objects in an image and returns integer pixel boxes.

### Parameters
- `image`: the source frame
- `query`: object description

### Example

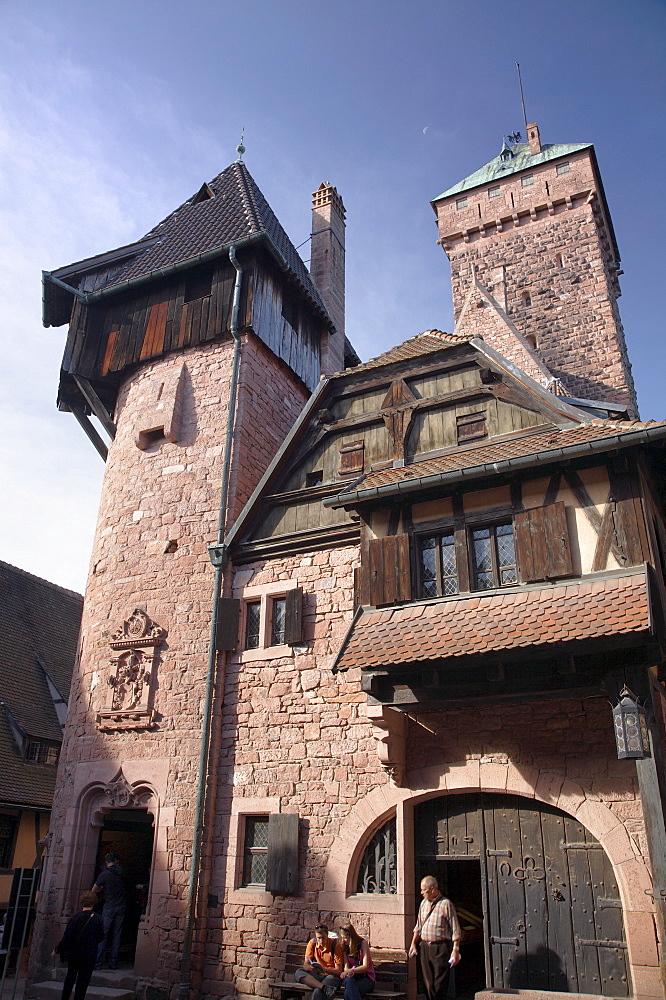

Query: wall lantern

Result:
[612,686,651,760]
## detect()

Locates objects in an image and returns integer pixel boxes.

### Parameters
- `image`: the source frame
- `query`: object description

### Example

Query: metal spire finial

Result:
[236,129,246,162]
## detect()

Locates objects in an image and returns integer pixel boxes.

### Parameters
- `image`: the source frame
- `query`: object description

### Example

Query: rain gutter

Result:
[179,244,244,1000]
[323,424,666,508]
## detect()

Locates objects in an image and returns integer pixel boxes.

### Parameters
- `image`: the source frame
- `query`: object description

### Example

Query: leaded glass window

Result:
[357,817,397,894]
[271,597,287,646]
[244,601,261,649]
[242,816,269,887]
[418,532,458,599]
[471,522,517,591]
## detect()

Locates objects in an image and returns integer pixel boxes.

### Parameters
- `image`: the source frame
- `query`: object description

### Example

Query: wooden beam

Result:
[70,405,108,461]
[72,374,116,439]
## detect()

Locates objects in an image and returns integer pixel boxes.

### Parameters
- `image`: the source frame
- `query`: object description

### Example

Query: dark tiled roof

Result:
[335,571,650,671]
[330,420,666,502]
[46,161,329,326]
[0,561,82,808]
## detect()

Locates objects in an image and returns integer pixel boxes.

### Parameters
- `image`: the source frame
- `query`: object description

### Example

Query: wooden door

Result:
[482,794,629,996]
[414,793,630,996]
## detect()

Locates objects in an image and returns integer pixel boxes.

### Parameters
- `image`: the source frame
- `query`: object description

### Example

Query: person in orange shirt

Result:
[294,923,344,1000]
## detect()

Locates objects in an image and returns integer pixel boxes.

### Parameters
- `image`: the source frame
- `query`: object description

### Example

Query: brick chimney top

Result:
[312,182,346,220]
[527,122,542,155]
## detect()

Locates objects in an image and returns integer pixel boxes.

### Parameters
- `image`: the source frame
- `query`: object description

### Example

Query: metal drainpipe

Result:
[179,244,243,1000]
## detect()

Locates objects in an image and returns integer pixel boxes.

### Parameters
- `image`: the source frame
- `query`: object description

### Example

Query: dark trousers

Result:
[61,959,95,1000]
[96,904,125,967]
[343,975,375,1000]
[420,940,453,1000]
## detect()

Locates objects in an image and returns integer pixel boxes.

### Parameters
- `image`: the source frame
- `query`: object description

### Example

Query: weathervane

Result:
[236,128,246,162]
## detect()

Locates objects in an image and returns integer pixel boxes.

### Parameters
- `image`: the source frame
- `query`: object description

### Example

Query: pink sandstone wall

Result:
[435,149,637,413]
[195,546,660,1000]
[30,333,309,988]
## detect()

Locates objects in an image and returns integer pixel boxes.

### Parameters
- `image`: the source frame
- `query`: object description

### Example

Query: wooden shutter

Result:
[339,440,365,476]
[284,587,303,644]
[266,813,299,894]
[363,534,411,606]
[514,501,573,583]
[215,598,240,650]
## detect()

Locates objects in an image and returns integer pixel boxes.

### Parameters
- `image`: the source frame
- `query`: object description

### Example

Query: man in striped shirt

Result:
[409,876,461,1000]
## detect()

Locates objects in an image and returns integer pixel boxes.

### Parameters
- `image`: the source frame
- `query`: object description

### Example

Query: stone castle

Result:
[29,126,666,1000]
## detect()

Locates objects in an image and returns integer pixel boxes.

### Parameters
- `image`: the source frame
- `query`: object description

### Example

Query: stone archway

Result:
[321,762,659,999]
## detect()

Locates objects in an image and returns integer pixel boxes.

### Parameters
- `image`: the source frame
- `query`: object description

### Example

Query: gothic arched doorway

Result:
[414,793,629,996]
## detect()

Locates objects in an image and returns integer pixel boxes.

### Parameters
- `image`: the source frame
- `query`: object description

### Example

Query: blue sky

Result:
[0,0,664,592]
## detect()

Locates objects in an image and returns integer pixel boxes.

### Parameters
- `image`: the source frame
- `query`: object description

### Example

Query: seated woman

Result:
[294,923,343,1000]
[338,923,375,1000]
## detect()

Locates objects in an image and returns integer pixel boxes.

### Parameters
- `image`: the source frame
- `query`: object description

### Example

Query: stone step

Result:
[50,969,136,990]
[29,982,134,1000]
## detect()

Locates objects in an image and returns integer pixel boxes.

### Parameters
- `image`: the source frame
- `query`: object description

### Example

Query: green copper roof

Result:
[432,141,593,202]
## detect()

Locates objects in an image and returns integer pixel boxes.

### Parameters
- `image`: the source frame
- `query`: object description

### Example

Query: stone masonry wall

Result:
[447,207,637,411]
[434,147,637,413]
[198,544,654,1000]
[30,333,309,988]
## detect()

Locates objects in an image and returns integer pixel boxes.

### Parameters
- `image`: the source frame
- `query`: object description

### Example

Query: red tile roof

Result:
[331,420,666,499]
[334,571,650,671]
[347,330,471,374]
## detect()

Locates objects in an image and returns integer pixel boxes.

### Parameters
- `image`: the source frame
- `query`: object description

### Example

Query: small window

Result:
[184,270,213,303]
[25,742,59,765]
[521,291,532,307]
[556,161,570,176]
[521,174,534,188]
[306,470,323,488]
[488,185,500,199]
[456,197,468,210]
[471,522,517,591]
[419,532,459,599]
[556,253,564,268]
[0,815,19,869]
[242,816,269,887]
[244,601,261,650]
[270,597,287,646]
[357,816,397,894]
[281,291,299,331]
[457,411,487,444]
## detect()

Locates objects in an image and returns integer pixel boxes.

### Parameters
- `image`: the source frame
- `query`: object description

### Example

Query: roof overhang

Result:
[324,422,666,509]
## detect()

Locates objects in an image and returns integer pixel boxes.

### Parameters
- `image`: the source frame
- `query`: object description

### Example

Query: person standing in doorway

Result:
[93,853,126,969]
[54,892,105,1000]
[409,876,461,1000]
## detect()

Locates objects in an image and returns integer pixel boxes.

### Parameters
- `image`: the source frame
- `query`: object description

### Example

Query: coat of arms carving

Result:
[96,609,166,732]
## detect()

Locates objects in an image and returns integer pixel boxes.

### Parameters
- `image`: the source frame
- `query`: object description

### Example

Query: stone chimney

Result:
[527,122,542,155]
[311,182,346,374]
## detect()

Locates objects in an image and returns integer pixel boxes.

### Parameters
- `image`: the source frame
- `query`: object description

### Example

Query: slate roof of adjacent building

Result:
[334,569,650,671]
[44,161,330,328]
[327,420,666,505]
[432,141,593,201]
[0,561,82,808]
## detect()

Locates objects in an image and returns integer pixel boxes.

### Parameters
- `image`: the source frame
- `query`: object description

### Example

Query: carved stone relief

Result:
[96,609,166,732]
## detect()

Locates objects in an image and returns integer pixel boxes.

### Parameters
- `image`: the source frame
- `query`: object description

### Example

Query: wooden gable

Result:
[229,340,587,563]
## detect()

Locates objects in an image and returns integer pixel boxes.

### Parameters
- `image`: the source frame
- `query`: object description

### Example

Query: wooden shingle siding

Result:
[64,260,254,380]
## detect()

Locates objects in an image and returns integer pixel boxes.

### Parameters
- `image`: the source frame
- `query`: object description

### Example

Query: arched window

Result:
[356,816,397,894]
